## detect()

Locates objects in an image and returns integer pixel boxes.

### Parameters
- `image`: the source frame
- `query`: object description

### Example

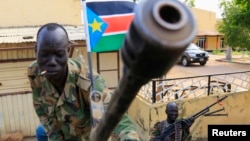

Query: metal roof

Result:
[0,25,85,43]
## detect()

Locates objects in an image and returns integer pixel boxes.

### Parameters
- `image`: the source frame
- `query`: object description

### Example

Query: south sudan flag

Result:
[83,0,136,52]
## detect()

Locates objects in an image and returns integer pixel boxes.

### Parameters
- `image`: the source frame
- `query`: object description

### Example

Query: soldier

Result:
[150,102,194,141]
[27,23,139,141]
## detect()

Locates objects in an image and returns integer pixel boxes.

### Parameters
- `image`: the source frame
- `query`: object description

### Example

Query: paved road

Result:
[165,54,250,79]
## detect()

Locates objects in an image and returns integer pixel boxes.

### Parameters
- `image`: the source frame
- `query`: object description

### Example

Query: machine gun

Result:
[152,95,228,141]
[89,0,197,140]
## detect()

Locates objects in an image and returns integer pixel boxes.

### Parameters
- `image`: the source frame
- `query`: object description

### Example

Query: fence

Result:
[139,71,250,103]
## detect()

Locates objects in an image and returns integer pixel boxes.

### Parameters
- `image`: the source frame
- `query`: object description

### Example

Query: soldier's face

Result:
[36,27,69,81]
[166,105,178,122]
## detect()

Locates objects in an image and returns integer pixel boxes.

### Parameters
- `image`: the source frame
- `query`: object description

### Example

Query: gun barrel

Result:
[204,114,228,117]
[89,0,196,140]
[192,108,210,119]
[191,95,228,119]
[205,107,225,116]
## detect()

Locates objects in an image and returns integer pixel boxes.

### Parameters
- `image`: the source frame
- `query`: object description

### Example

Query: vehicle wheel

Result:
[182,57,189,66]
[200,61,207,66]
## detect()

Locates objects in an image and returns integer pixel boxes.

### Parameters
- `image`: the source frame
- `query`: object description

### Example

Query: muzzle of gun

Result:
[89,0,197,140]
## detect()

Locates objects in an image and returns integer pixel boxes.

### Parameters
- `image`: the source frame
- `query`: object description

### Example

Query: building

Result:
[191,8,224,51]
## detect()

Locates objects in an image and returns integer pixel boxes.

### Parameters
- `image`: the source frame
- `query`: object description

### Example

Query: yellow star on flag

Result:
[89,18,103,33]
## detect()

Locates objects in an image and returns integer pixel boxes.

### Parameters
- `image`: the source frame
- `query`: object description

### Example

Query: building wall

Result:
[0,60,38,137]
[206,36,220,50]
[128,91,250,141]
[0,61,31,94]
[191,8,224,51]
[0,0,82,27]
[70,45,120,89]
[191,8,217,32]
[0,93,39,137]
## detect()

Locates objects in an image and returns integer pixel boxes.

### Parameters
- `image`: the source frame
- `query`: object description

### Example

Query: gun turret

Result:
[89,0,197,140]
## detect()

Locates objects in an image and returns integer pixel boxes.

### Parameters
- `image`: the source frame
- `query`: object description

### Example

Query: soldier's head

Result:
[35,23,70,81]
[165,102,178,123]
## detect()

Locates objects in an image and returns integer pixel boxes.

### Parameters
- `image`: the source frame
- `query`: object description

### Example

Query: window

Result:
[196,37,206,49]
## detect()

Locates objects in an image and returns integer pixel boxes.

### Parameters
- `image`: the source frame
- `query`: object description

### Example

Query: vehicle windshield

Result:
[186,44,202,50]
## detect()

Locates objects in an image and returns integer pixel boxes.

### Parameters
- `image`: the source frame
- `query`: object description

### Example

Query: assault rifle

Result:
[152,95,228,141]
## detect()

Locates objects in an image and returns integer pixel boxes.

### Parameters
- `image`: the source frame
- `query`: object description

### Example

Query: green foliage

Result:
[212,49,221,55]
[212,49,249,56]
[218,0,250,50]
[184,0,195,7]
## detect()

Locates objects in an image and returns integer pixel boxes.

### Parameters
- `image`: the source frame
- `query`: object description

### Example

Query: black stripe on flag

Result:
[87,1,136,16]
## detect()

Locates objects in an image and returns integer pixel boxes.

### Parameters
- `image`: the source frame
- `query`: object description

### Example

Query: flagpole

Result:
[82,0,94,89]
[82,0,106,131]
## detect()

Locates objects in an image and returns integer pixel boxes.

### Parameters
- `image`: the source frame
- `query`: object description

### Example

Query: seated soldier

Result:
[150,102,194,141]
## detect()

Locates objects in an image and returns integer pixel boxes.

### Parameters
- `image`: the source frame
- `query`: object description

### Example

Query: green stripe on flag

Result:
[91,33,126,52]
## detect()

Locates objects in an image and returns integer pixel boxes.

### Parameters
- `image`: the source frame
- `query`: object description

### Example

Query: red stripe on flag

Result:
[102,14,134,33]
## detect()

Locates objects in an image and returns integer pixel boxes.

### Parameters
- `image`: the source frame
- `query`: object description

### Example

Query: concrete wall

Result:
[128,91,250,141]
[0,0,82,27]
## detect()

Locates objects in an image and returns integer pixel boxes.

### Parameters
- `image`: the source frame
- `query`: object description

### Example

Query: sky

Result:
[136,0,226,18]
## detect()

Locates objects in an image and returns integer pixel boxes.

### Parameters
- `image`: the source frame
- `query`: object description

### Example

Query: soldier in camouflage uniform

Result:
[150,102,193,141]
[27,23,139,141]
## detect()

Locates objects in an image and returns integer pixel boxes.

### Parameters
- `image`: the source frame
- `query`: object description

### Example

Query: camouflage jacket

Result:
[150,119,192,141]
[27,58,139,141]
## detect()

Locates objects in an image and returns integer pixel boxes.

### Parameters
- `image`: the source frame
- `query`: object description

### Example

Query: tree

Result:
[184,0,195,7]
[218,0,250,51]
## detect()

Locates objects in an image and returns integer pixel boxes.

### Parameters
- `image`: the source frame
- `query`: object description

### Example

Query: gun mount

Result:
[89,0,197,140]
